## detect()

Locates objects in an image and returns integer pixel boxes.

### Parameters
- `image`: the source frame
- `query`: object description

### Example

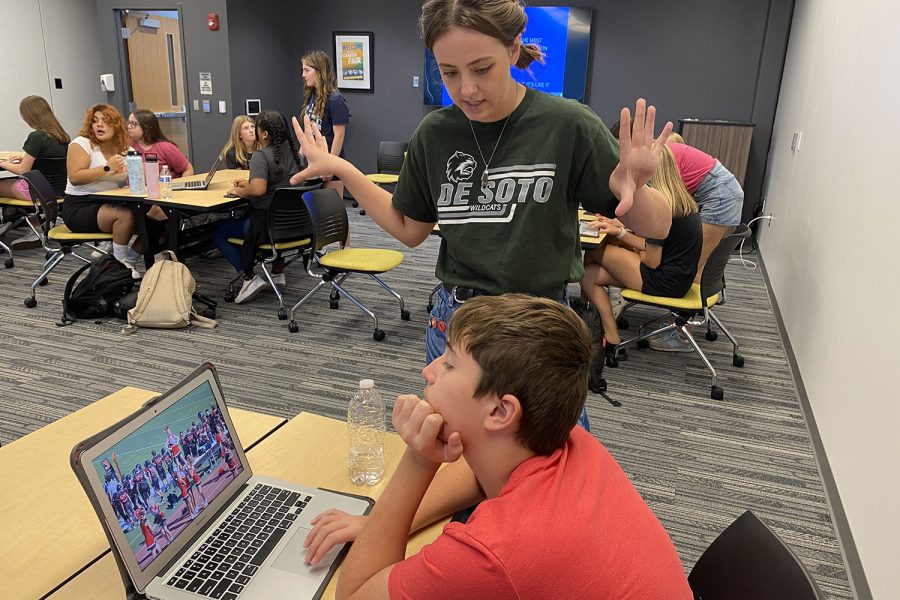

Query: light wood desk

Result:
[0,151,22,179]
[50,412,447,600]
[0,387,286,600]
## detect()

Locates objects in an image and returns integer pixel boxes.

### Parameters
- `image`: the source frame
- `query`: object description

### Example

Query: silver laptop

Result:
[74,363,371,600]
[171,155,224,190]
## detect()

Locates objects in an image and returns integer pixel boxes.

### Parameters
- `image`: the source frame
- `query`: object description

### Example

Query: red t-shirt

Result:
[388,427,692,600]
[668,142,717,194]
[131,140,190,178]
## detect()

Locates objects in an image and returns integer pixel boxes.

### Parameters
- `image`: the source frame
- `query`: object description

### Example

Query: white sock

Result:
[113,243,130,262]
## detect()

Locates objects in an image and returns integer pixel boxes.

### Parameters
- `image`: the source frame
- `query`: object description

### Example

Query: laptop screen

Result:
[89,379,245,572]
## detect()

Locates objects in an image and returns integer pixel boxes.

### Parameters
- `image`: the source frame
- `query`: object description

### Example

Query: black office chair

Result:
[0,159,67,268]
[689,511,824,599]
[224,184,320,319]
[358,141,408,214]
[32,157,68,197]
[288,188,408,340]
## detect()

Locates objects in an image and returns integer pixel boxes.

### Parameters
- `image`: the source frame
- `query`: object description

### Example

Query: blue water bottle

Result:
[125,150,144,194]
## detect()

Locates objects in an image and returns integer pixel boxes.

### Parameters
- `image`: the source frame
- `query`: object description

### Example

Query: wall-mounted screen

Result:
[424,6,592,106]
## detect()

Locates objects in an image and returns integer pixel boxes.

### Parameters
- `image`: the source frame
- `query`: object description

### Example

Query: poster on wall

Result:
[333,31,374,93]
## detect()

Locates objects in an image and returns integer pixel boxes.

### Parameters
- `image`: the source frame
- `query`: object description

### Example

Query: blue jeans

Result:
[211,217,251,273]
[426,286,590,431]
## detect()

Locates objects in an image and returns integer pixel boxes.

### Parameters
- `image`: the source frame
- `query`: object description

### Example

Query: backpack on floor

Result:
[570,298,607,394]
[60,256,135,325]
[123,250,217,333]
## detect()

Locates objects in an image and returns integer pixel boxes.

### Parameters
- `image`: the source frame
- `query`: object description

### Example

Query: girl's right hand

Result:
[107,154,125,173]
[290,115,340,185]
[302,509,367,565]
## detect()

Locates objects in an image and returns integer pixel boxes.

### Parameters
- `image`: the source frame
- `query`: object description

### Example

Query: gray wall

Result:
[94,0,234,168]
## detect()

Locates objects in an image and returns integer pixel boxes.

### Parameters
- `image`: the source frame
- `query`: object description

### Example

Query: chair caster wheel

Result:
[705,330,718,341]
[616,317,629,330]
[224,292,235,303]
[38,277,47,286]
[4,258,12,269]
[330,289,340,301]
[711,386,724,400]
[605,355,619,368]
[373,329,385,341]
[24,296,37,308]
[637,339,650,349]
[400,309,410,321]
[426,303,433,312]
[352,200,359,208]
[329,300,339,310]
[202,308,216,319]
[359,209,366,216]
[277,308,287,320]
[733,354,745,368]
[288,321,299,333]
[45,251,53,260]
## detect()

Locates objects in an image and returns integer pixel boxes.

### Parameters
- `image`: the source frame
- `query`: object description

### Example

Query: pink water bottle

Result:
[144,153,160,199]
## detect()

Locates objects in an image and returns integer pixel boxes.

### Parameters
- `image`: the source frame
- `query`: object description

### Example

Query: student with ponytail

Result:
[211,110,299,303]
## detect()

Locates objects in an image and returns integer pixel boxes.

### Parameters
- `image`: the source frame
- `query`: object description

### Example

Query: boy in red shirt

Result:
[304,294,692,599]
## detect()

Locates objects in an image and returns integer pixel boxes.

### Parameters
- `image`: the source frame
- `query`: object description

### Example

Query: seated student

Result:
[223,115,258,169]
[0,96,70,247]
[127,109,194,178]
[211,110,298,303]
[580,145,702,359]
[302,294,692,598]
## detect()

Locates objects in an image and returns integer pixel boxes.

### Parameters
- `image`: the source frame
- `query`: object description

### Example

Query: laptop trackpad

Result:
[271,527,342,577]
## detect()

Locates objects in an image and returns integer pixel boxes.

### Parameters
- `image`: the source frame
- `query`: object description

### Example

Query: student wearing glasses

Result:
[127,109,194,178]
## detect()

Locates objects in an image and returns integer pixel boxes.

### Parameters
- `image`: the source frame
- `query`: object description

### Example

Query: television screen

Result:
[424,6,592,106]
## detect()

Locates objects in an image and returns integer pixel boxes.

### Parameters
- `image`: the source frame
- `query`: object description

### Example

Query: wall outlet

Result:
[767,213,774,227]
[192,99,200,111]
[218,100,227,113]
[791,131,802,154]
[413,75,420,88]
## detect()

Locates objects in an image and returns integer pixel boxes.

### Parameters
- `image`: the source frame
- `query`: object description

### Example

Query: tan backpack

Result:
[123,251,217,333]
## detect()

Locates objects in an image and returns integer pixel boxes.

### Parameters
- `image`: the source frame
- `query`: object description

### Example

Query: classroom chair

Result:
[21,170,112,308]
[0,159,66,268]
[223,184,320,319]
[611,224,751,400]
[288,188,409,341]
[356,141,408,214]
[688,510,824,599]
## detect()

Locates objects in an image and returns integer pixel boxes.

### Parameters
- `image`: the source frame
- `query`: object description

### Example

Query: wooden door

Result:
[124,12,190,157]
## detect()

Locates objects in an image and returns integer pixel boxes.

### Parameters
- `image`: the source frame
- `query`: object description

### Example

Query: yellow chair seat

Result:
[48,225,113,242]
[622,283,718,310]
[366,173,399,185]
[0,197,32,207]
[318,248,403,273]
[227,237,311,251]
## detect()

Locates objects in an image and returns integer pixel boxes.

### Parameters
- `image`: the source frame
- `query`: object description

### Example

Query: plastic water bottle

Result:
[144,153,160,199]
[160,165,172,200]
[125,150,144,194]
[348,379,385,485]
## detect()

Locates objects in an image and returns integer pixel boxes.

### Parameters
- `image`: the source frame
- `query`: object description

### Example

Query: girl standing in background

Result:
[300,50,350,196]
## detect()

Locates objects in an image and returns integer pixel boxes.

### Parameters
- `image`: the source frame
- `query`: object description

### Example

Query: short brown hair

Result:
[447,294,591,455]
[419,0,544,69]
[78,104,128,152]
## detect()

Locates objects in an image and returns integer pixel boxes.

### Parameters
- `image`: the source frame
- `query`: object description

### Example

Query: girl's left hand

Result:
[609,98,673,217]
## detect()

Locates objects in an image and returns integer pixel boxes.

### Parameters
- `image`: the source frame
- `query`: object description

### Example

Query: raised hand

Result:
[289,115,338,185]
[303,509,367,565]
[609,98,673,217]
[392,394,464,467]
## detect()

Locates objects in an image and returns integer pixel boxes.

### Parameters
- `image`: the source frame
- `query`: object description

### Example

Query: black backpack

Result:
[60,256,135,325]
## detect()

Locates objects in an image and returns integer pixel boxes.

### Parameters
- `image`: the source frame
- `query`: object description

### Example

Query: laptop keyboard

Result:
[164,483,313,599]
[182,180,204,189]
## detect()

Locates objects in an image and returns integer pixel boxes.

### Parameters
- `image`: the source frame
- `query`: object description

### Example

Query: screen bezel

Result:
[79,363,252,593]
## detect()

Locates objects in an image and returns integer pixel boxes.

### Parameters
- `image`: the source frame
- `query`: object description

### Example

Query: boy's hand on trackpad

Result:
[303,508,366,565]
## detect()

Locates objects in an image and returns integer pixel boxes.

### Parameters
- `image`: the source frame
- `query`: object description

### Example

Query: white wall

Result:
[759,0,900,597]
[0,0,105,151]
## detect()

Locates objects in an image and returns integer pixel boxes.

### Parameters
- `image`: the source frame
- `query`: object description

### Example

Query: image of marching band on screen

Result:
[91,382,243,570]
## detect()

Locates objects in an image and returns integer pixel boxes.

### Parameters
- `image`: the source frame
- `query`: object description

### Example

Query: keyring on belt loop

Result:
[450,286,466,305]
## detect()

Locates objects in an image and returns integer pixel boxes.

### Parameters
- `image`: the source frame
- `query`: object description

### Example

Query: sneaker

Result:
[90,241,112,259]
[234,275,267,304]
[271,272,286,287]
[121,256,144,280]
[648,329,694,352]
[10,230,41,250]
[201,248,223,259]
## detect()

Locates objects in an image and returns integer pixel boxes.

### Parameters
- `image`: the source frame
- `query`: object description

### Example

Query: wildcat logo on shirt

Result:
[437,152,557,225]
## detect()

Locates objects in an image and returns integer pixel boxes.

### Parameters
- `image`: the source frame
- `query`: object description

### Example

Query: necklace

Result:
[467,86,520,189]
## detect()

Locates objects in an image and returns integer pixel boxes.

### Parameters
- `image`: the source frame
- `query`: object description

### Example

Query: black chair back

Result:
[267,183,321,246]
[20,170,59,227]
[376,141,408,175]
[302,188,349,251]
[32,157,67,196]
[688,511,824,600]
[699,224,751,305]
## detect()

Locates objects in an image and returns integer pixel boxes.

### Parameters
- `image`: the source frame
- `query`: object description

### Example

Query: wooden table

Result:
[0,151,22,179]
[49,412,447,600]
[0,387,286,600]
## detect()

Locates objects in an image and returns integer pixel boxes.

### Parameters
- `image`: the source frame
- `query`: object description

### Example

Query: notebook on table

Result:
[71,363,372,600]
[171,155,224,191]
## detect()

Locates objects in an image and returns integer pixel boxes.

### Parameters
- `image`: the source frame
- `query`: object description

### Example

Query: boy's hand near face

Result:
[393,394,464,467]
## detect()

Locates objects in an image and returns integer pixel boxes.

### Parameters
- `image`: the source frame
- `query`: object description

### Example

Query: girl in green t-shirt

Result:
[0,95,69,202]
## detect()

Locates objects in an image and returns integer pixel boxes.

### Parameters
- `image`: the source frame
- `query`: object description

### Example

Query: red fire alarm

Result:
[207,13,219,31]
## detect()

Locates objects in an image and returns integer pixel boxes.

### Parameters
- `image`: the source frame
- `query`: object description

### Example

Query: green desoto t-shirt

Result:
[393,87,619,295]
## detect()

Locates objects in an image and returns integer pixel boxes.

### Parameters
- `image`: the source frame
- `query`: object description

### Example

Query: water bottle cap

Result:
[359,379,375,390]
[127,149,137,156]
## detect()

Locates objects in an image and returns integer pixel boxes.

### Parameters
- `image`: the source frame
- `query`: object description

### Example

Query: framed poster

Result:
[333,31,374,93]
